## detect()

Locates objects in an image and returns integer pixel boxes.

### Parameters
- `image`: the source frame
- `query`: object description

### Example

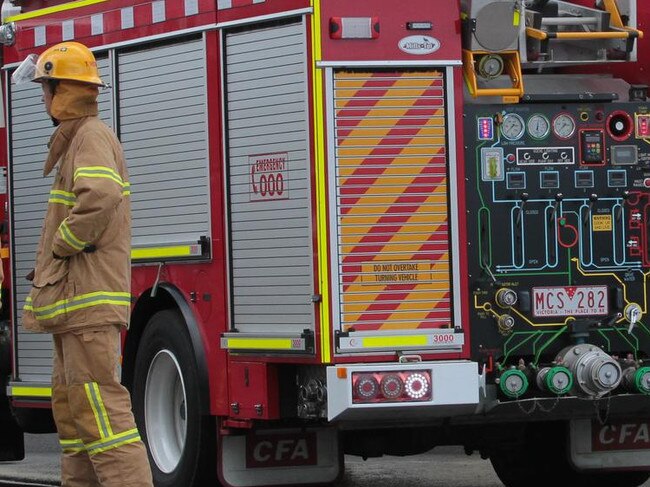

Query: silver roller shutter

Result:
[10,58,113,382]
[118,39,210,253]
[225,19,314,335]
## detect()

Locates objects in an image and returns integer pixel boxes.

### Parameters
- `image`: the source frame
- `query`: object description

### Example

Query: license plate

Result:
[532,286,608,317]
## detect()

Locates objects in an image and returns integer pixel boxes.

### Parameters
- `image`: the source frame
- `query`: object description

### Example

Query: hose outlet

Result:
[498,369,529,398]
[536,366,573,395]
[555,345,622,397]
[623,366,650,395]
[495,288,518,308]
[497,314,515,336]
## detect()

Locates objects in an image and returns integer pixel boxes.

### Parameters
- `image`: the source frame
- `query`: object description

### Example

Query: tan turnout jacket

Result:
[23,83,131,333]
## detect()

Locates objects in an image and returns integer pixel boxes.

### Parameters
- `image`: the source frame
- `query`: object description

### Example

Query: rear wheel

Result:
[132,309,216,487]
[490,422,650,487]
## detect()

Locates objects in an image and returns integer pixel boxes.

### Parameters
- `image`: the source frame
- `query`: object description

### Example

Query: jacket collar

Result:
[44,117,91,176]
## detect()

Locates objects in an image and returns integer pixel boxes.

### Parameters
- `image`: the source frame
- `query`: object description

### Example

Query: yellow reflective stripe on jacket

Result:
[49,190,76,207]
[84,382,114,439]
[58,220,87,251]
[74,166,126,188]
[60,438,85,454]
[51,185,130,203]
[24,291,131,320]
[86,428,141,456]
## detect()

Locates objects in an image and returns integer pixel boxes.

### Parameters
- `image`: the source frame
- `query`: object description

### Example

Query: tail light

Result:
[352,370,432,404]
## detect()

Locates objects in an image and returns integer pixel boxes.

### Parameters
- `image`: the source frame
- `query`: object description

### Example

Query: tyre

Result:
[490,422,650,487]
[132,309,216,487]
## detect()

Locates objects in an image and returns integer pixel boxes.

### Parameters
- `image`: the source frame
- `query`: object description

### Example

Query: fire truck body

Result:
[0,0,649,486]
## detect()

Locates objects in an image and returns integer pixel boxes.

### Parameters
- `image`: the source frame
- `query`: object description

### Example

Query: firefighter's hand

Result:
[26,269,34,282]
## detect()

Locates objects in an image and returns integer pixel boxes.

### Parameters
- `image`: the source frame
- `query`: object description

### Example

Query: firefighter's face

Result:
[40,82,53,116]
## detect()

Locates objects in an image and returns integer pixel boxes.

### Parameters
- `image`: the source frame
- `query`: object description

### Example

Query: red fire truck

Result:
[1,0,650,486]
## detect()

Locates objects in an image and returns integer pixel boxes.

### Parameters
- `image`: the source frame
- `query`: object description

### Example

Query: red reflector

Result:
[352,370,432,404]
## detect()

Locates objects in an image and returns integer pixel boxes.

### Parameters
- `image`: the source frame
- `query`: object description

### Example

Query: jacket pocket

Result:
[23,269,75,331]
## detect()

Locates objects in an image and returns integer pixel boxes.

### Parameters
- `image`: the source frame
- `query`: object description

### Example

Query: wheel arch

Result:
[123,283,210,415]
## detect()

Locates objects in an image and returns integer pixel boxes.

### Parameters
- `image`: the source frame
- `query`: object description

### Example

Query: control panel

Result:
[464,102,650,379]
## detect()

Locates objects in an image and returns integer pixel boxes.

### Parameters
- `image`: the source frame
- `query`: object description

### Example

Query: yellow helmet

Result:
[34,42,105,86]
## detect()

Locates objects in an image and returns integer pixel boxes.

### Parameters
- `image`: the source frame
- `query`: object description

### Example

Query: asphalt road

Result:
[0,434,503,487]
[1,434,649,487]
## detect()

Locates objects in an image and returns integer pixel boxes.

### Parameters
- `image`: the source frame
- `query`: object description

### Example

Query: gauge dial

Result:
[501,113,525,141]
[527,114,550,140]
[552,113,576,139]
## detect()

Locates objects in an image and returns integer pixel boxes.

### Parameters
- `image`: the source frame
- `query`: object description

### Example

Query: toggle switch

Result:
[552,193,563,218]
[517,192,529,225]
[584,193,598,225]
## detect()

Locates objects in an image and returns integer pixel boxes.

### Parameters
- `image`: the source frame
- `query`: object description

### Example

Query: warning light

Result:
[352,370,432,403]
[354,374,379,400]
[330,17,380,39]
[406,21,432,30]
[636,114,650,138]
[477,117,494,140]
[380,374,404,399]
[404,373,429,399]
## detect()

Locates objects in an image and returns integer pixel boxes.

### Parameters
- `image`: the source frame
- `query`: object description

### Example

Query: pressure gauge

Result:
[501,113,525,141]
[552,113,576,139]
[527,114,550,140]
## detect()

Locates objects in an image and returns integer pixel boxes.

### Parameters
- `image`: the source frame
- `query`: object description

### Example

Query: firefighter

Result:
[14,42,153,487]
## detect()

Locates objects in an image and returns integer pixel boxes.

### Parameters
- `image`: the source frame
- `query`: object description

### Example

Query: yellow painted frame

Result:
[310,0,332,363]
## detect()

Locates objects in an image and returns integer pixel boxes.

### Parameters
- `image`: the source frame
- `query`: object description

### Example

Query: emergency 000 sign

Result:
[532,286,608,317]
[249,152,289,202]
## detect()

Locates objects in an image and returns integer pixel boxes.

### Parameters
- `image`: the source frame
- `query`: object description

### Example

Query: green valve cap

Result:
[545,366,573,395]
[635,367,650,395]
[499,369,529,398]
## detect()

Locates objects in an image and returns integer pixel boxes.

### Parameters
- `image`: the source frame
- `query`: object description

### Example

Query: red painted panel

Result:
[320,0,461,62]
[227,362,280,420]
[451,67,470,360]
[4,0,219,63]
[74,16,92,39]
[216,0,308,23]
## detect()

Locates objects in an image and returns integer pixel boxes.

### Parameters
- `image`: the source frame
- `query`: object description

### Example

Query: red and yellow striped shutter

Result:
[332,70,452,336]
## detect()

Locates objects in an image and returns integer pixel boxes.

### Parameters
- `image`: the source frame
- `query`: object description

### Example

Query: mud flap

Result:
[218,427,341,487]
[0,325,24,461]
[570,419,650,471]
[0,416,24,461]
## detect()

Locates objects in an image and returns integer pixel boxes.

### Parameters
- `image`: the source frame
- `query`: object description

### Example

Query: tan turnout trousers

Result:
[52,324,153,487]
